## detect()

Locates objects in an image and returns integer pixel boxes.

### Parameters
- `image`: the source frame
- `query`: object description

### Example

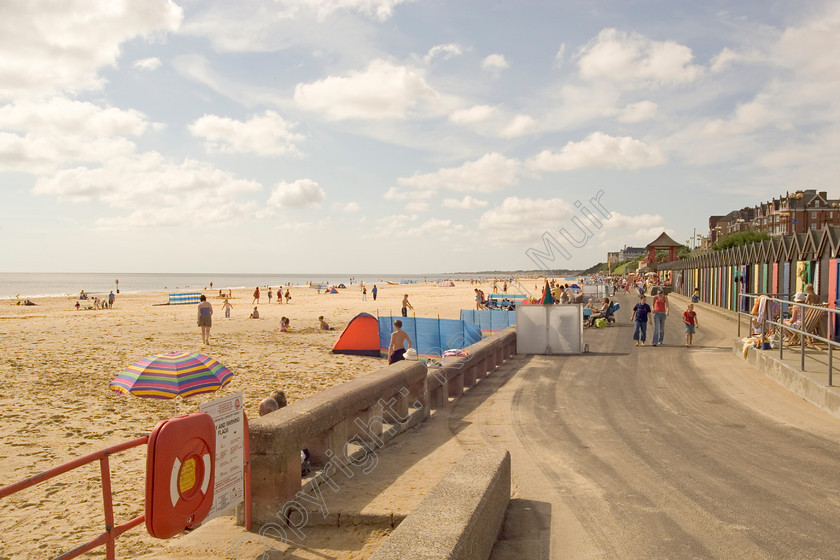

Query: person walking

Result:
[267,288,273,304]
[284,288,291,303]
[371,284,378,301]
[197,294,213,345]
[277,285,283,304]
[362,284,367,301]
[252,287,260,304]
[684,303,699,347]
[401,294,413,317]
[222,297,233,318]
[651,290,670,346]
[631,295,652,347]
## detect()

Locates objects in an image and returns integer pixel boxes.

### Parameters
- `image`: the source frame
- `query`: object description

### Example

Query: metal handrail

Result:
[736,292,837,386]
[0,436,149,560]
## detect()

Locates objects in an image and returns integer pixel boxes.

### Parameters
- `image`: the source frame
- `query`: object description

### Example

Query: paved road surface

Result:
[453,294,840,559]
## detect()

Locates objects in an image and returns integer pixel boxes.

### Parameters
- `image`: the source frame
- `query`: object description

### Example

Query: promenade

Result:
[142,293,840,559]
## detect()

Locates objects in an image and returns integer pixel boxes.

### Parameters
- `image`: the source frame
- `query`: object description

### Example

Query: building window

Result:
[811,223,817,230]
[812,211,817,219]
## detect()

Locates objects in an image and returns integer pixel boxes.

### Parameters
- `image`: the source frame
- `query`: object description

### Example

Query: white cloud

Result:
[710,47,738,73]
[133,57,162,71]
[442,195,488,209]
[267,179,325,208]
[0,132,136,173]
[189,111,304,156]
[543,83,621,130]
[667,5,840,169]
[528,132,666,171]
[482,54,509,71]
[0,98,150,173]
[576,28,702,87]
[332,201,360,212]
[398,153,520,192]
[0,0,182,99]
[294,59,438,120]
[423,43,464,65]
[384,186,437,200]
[402,218,465,238]
[479,196,669,254]
[554,44,567,68]
[285,0,411,21]
[449,105,497,124]
[618,100,657,123]
[479,197,575,244]
[500,114,537,138]
[31,151,262,227]
[404,200,429,212]
[0,98,150,136]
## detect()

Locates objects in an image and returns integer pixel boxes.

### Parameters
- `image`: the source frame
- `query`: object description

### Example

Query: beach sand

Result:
[0,279,532,559]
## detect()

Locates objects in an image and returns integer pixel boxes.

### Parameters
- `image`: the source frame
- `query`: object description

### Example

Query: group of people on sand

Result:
[631,291,699,348]
[252,286,291,305]
[196,292,343,344]
[74,290,115,311]
[360,283,378,301]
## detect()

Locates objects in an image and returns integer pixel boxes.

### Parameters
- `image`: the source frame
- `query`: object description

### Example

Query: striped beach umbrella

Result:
[110,352,234,399]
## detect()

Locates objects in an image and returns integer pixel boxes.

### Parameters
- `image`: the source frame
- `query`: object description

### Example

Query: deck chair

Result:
[786,304,827,349]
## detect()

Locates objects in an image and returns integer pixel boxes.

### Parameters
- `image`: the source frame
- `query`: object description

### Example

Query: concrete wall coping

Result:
[368,447,511,560]
[250,359,427,455]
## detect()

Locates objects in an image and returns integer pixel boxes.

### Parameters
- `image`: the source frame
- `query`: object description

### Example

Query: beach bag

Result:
[595,318,608,328]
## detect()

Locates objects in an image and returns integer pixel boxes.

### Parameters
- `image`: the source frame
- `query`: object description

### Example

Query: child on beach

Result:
[684,303,698,347]
[222,297,233,318]
[249,306,260,319]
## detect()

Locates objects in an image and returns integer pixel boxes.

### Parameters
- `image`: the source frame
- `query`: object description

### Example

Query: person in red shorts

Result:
[684,303,699,347]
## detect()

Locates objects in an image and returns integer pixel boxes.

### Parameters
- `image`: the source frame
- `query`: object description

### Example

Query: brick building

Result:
[708,190,840,245]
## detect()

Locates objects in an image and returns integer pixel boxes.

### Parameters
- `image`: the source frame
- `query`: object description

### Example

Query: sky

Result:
[1,0,839,274]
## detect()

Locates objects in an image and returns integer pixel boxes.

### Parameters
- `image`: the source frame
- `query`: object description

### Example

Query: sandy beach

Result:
[0,278,534,559]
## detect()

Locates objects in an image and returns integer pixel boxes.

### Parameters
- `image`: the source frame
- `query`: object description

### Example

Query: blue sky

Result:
[1,0,837,274]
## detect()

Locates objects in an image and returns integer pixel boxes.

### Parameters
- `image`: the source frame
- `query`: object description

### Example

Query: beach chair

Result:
[786,304,827,349]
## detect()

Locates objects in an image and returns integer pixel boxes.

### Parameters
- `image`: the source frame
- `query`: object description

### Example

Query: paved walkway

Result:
[143,294,840,559]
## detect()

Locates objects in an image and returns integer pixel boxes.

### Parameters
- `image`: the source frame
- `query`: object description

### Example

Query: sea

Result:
[0,272,492,300]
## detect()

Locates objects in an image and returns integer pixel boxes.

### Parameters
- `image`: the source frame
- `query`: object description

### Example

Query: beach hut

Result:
[332,313,381,356]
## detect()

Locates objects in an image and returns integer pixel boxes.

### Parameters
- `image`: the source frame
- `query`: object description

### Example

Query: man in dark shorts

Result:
[388,320,413,364]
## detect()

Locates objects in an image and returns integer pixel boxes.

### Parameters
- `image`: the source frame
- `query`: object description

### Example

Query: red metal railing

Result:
[0,436,149,560]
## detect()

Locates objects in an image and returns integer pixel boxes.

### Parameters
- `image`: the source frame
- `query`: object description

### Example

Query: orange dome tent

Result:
[332,313,381,356]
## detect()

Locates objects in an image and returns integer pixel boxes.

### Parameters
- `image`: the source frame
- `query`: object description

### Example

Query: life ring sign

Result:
[146,412,216,539]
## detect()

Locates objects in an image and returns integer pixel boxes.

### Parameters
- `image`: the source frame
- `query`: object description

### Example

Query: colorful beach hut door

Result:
[832,259,840,341]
